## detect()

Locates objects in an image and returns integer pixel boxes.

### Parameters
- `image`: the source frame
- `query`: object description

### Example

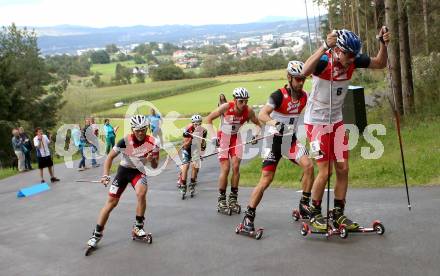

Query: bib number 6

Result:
[336,87,343,96]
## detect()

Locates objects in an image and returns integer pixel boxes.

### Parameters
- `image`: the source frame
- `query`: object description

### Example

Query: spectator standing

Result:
[103,119,119,154]
[218,93,227,107]
[83,118,99,168]
[19,127,33,170]
[90,117,100,167]
[33,127,60,183]
[72,125,87,171]
[148,108,163,147]
[11,128,25,172]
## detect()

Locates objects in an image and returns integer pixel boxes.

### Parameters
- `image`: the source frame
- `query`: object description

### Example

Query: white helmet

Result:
[286,60,304,77]
[232,87,250,99]
[191,114,202,124]
[130,115,149,130]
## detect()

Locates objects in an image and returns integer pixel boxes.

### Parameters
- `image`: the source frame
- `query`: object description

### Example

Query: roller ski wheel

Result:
[178,185,187,200]
[85,232,101,256]
[235,223,264,240]
[292,209,302,221]
[373,221,385,235]
[85,245,95,256]
[189,184,196,198]
[132,232,153,244]
[217,206,232,216]
[300,222,309,236]
[229,204,241,214]
[338,224,348,239]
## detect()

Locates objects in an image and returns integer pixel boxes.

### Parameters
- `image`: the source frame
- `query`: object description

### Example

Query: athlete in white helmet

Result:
[239,61,315,234]
[177,114,208,198]
[301,27,390,231]
[206,87,262,215]
[86,115,160,250]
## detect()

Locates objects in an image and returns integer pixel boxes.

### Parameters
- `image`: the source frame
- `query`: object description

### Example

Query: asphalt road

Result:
[0,154,439,276]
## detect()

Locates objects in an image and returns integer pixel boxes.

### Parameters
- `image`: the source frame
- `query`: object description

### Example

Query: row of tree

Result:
[0,24,65,164]
[316,0,440,116]
[200,53,293,77]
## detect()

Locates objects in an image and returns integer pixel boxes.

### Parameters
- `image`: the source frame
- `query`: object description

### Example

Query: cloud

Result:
[0,0,321,27]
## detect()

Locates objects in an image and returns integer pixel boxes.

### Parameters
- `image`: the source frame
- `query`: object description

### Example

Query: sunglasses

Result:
[237,99,248,104]
[342,51,356,59]
[293,76,307,82]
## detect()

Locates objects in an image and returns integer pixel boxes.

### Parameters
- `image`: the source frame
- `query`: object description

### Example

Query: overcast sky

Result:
[0,0,323,27]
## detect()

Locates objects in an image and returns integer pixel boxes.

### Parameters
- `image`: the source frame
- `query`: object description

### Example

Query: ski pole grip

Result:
[378,26,388,44]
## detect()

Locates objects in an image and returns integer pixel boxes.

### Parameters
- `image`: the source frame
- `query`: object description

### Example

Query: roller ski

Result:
[300,208,385,239]
[299,206,345,238]
[292,202,312,221]
[330,207,385,236]
[178,184,187,200]
[85,230,102,256]
[188,182,196,198]
[217,194,232,215]
[235,209,263,240]
[176,172,183,188]
[131,225,152,244]
[228,192,241,214]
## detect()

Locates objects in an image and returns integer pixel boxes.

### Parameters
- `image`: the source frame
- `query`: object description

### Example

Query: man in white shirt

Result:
[33,127,60,183]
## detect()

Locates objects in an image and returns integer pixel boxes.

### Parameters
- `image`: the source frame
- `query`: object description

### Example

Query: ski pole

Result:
[184,132,211,143]
[326,45,335,235]
[75,179,108,187]
[75,179,102,183]
[380,26,412,211]
[177,133,274,166]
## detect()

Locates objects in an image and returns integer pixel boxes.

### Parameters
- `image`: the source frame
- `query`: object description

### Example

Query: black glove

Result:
[250,136,258,145]
[211,137,220,147]
[275,122,286,133]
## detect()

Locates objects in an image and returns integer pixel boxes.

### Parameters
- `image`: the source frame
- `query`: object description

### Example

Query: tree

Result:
[385,0,404,115]
[150,64,184,81]
[105,44,119,54]
[113,63,132,84]
[90,50,110,64]
[133,55,146,64]
[145,53,159,64]
[133,43,152,56]
[0,24,65,161]
[91,72,104,87]
[45,54,91,77]
[422,0,429,54]
[135,72,146,83]
[161,43,179,55]
[397,0,415,114]
[200,56,218,77]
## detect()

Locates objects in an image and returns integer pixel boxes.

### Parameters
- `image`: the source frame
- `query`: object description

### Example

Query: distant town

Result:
[72,30,318,76]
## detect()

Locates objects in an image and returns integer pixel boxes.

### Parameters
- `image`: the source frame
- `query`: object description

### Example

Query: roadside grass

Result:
[0,168,17,180]
[239,111,440,188]
[70,78,220,113]
[0,153,81,181]
[97,80,312,117]
[99,117,221,144]
[215,69,285,82]
[91,61,138,82]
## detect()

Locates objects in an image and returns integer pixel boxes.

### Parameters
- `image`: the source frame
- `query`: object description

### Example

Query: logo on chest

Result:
[226,115,243,124]
[286,101,300,113]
